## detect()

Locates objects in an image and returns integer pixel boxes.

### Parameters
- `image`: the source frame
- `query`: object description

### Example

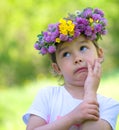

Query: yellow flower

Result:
[89,18,94,23]
[67,20,72,25]
[59,19,66,24]
[67,24,75,32]
[59,24,67,35]
[96,19,99,23]
[62,30,68,35]
[59,19,75,36]
[69,31,74,36]
[55,38,61,43]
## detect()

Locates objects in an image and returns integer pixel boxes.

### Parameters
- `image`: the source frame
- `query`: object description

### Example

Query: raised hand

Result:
[84,58,103,101]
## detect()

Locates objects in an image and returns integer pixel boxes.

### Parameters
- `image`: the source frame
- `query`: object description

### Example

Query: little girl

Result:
[23,8,119,130]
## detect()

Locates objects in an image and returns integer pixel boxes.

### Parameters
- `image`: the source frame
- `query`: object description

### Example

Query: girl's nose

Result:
[74,56,83,64]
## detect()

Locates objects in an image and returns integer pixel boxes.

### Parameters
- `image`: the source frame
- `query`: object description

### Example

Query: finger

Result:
[86,114,99,121]
[98,57,104,63]
[87,61,93,74]
[93,59,101,75]
[87,105,99,113]
[84,101,99,110]
[88,109,99,117]
[86,99,99,105]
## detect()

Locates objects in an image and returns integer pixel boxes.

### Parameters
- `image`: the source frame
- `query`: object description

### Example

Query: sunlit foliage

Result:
[0,0,119,87]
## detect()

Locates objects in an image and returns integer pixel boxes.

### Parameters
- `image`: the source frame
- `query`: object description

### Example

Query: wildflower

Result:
[48,46,56,53]
[85,26,92,36]
[40,47,48,55]
[55,38,61,43]
[82,8,93,18]
[34,42,40,50]
[34,8,107,55]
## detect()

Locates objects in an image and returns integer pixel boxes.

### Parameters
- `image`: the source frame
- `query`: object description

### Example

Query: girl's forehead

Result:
[59,36,90,48]
[56,36,91,54]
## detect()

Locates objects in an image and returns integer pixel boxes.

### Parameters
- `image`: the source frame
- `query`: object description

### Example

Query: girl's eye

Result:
[80,46,88,52]
[63,52,71,57]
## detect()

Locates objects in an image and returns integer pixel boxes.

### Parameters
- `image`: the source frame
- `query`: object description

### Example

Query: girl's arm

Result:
[27,113,74,130]
[80,119,112,130]
[26,103,112,130]
[26,100,99,130]
[81,59,112,130]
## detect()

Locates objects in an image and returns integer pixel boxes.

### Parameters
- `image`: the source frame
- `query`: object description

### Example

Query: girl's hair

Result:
[50,52,57,63]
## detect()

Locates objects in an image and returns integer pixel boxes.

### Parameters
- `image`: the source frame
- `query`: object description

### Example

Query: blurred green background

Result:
[0,0,119,130]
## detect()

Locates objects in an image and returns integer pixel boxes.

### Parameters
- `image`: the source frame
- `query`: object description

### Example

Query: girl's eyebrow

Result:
[79,39,88,44]
[57,39,89,53]
[57,46,68,54]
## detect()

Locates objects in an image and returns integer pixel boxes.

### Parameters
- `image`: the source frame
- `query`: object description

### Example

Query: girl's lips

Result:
[74,67,88,74]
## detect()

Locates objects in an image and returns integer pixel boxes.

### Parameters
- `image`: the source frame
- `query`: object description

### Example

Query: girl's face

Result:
[52,35,103,87]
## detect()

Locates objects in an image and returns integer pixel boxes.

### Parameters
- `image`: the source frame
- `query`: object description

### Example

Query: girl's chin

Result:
[75,81,85,87]
[65,74,87,87]
[74,76,87,87]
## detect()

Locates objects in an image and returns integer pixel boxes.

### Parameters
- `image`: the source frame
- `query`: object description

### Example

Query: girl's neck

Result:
[64,83,84,100]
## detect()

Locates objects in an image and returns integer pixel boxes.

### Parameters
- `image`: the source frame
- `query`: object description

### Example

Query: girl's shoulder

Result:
[97,94,119,107]
[97,94,119,130]
[37,86,64,97]
[39,86,63,92]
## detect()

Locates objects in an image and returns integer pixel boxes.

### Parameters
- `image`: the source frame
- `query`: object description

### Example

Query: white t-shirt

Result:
[23,86,119,130]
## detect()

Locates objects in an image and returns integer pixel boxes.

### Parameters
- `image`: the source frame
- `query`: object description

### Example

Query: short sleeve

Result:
[23,88,50,124]
[98,96,119,130]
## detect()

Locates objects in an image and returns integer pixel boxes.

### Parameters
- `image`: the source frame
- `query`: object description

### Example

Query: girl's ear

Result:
[98,48,104,58]
[98,48,104,63]
[52,63,62,75]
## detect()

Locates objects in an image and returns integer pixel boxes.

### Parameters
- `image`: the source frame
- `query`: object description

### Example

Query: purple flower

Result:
[34,42,40,50]
[68,37,73,42]
[48,24,54,31]
[48,46,56,53]
[94,8,104,17]
[82,8,93,18]
[92,14,101,21]
[52,30,59,37]
[48,24,57,31]
[45,35,51,42]
[90,34,97,41]
[48,23,59,34]
[76,17,88,25]
[94,24,102,33]
[50,35,56,42]
[51,30,59,40]
[101,29,107,35]
[74,29,81,37]
[59,34,68,41]
[75,18,88,32]
[44,23,60,43]
[39,39,45,46]
[77,24,87,32]
[43,31,48,37]
[100,18,107,26]
[85,26,92,36]
[40,47,48,55]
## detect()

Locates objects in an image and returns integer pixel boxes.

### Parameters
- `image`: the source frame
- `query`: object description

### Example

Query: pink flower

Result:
[40,47,48,55]
[34,43,40,50]
[48,46,56,53]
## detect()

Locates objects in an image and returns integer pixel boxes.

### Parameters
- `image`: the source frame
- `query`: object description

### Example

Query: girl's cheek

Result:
[86,59,94,67]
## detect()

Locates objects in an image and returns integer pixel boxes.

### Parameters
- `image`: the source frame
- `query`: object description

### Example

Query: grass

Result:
[0,74,119,130]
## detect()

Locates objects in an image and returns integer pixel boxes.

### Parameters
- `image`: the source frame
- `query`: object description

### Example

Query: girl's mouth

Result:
[74,67,88,74]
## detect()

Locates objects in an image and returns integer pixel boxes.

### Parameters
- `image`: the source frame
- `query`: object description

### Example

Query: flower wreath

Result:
[34,7,107,55]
